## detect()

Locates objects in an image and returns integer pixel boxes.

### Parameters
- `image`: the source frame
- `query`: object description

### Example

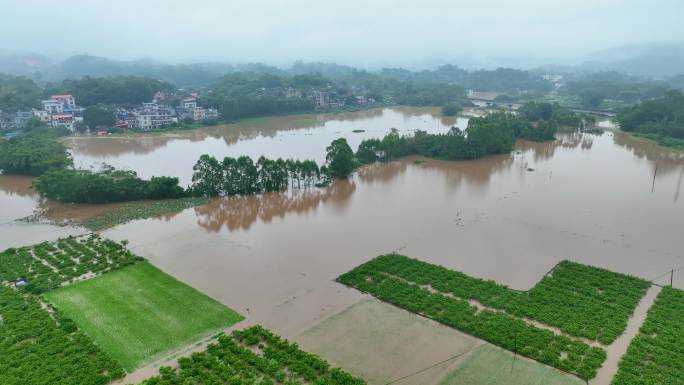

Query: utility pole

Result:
[513,329,518,357]
[671,269,674,287]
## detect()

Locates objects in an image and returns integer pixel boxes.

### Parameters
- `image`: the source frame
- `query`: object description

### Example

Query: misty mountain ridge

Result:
[1,42,684,87]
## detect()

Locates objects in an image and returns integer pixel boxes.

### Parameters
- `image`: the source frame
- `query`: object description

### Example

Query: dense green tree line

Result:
[200,71,469,121]
[617,90,684,143]
[355,111,560,164]
[34,166,186,203]
[46,76,175,107]
[518,101,581,126]
[379,65,551,93]
[561,72,669,108]
[0,131,72,175]
[191,154,324,197]
[0,73,43,111]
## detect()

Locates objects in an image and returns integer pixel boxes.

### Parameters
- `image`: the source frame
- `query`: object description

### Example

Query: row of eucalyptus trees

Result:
[191,154,323,197]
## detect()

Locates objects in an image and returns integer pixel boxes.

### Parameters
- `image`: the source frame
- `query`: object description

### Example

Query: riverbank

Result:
[628,132,684,152]
[66,104,396,139]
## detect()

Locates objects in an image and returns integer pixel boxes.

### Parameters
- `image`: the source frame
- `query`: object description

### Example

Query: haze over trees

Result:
[560,71,669,108]
[617,90,684,147]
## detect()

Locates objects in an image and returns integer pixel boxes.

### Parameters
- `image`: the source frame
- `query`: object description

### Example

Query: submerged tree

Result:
[325,138,355,179]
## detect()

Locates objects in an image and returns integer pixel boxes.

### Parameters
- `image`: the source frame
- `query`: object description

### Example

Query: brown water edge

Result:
[94,130,683,351]
[63,106,467,184]
[0,175,86,247]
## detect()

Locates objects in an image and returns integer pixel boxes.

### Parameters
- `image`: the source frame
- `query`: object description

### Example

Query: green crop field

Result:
[44,262,244,371]
[140,325,367,385]
[440,345,584,385]
[337,254,655,379]
[612,287,684,385]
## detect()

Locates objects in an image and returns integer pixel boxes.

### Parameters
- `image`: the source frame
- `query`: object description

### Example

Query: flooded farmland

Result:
[2,106,684,385]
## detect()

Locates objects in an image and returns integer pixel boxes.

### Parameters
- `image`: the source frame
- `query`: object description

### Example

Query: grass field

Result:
[440,345,584,385]
[44,262,243,371]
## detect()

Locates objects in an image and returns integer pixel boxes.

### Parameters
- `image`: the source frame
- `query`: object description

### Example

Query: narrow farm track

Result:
[590,285,662,385]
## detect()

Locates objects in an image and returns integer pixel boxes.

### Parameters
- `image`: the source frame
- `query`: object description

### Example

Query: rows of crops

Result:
[340,254,648,344]
[0,285,124,385]
[0,234,142,293]
[141,325,366,385]
[611,287,684,385]
[338,254,611,379]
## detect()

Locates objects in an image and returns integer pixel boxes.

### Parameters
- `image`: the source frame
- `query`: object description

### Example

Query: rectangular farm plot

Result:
[338,254,651,380]
[611,287,684,385]
[140,325,367,385]
[44,262,244,371]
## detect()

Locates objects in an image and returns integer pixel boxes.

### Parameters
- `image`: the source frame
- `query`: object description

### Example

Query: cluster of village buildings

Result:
[282,85,375,108]
[0,85,375,133]
[113,92,218,131]
[0,91,218,132]
[0,94,84,131]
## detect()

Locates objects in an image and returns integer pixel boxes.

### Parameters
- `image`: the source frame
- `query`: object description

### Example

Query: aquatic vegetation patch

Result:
[80,197,208,230]
[0,234,142,293]
[140,325,367,385]
[338,254,650,379]
[44,262,244,372]
[611,287,684,385]
[0,285,124,385]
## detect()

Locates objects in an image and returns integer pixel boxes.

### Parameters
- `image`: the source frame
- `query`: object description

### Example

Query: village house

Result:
[39,94,83,131]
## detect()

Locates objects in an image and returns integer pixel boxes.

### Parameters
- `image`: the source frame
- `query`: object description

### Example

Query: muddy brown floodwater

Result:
[1,106,684,385]
[64,106,468,185]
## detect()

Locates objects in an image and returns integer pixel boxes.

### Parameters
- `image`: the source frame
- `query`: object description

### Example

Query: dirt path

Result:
[590,285,662,385]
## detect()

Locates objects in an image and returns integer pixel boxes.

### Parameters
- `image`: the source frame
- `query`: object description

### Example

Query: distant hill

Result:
[0,50,52,76]
[41,55,239,87]
[577,42,684,78]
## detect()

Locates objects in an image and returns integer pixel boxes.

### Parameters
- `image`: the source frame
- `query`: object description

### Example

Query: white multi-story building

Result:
[42,99,64,114]
[50,95,76,110]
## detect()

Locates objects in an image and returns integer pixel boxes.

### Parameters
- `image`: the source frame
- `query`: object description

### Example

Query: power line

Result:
[382,346,477,385]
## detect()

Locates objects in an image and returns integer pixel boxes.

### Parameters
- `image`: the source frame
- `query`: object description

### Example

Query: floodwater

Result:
[0,175,83,247]
[2,106,684,384]
[64,107,468,185]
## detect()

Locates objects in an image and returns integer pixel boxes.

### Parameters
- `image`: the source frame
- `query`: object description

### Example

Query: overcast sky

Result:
[2,0,683,68]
